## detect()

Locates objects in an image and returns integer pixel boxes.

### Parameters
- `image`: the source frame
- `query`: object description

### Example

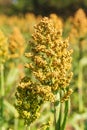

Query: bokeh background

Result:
[0,0,87,130]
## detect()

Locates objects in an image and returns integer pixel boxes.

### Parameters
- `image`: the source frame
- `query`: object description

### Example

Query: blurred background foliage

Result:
[0,0,87,16]
[0,0,87,130]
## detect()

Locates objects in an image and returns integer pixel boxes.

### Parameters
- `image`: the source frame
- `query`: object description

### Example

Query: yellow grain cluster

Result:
[49,13,63,30]
[69,8,87,47]
[0,30,9,64]
[15,17,73,125]
[9,27,25,59]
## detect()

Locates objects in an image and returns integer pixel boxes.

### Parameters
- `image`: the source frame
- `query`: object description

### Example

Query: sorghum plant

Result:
[9,27,25,59]
[69,8,87,113]
[69,8,87,53]
[0,30,8,64]
[0,30,9,122]
[15,17,73,130]
[49,13,63,30]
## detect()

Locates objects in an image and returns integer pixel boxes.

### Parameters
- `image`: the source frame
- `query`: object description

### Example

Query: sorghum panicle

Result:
[49,13,63,30]
[30,17,73,91]
[9,27,25,59]
[69,8,87,45]
[0,30,9,64]
[15,17,73,125]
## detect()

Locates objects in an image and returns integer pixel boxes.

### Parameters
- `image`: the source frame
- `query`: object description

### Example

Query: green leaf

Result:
[6,67,19,93]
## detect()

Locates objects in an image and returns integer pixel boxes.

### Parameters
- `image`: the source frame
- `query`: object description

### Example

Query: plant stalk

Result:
[0,64,4,119]
[53,102,56,130]
[61,100,69,130]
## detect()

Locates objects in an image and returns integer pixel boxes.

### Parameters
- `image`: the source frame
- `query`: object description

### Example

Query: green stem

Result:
[61,100,69,130]
[56,90,69,130]
[78,38,83,60]
[0,64,4,119]
[56,102,62,130]
[78,39,83,112]
[25,125,30,130]
[1,64,4,96]
[14,118,18,130]
[56,90,62,130]
[53,102,56,130]
[78,65,83,112]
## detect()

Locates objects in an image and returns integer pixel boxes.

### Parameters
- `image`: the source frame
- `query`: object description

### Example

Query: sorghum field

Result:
[0,1,87,130]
